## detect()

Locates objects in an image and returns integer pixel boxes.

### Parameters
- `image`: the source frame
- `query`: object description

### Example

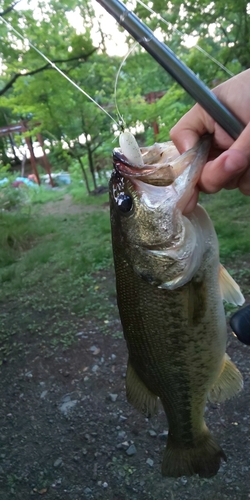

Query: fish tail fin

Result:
[208,353,243,403]
[162,429,226,478]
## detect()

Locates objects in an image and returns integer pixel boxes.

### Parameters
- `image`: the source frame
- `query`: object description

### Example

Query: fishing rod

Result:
[97,0,250,344]
[96,0,244,140]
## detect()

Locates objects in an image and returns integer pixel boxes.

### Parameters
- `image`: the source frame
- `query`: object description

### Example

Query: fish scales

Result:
[113,224,224,438]
[110,136,244,478]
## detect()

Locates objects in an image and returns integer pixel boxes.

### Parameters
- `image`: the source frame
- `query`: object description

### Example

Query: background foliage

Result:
[0,0,248,186]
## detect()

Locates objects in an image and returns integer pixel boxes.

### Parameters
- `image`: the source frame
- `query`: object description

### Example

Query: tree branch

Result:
[0,0,21,17]
[0,48,97,96]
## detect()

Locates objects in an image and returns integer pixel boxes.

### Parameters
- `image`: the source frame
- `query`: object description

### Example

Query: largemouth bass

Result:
[109,135,244,478]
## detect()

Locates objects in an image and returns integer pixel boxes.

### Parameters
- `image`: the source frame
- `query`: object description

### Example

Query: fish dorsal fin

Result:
[219,264,245,306]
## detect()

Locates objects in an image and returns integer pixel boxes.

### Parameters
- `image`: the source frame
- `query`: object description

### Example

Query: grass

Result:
[0,185,115,361]
[68,184,109,205]
[28,185,67,204]
[0,209,113,299]
[201,189,250,258]
[0,183,249,363]
[28,184,109,206]
[0,211,58,267]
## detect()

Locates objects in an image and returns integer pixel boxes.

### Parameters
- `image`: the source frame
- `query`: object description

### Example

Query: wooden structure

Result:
[0,120,54,186]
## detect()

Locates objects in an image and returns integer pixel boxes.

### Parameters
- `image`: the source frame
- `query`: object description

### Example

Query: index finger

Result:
[170,104,215,153]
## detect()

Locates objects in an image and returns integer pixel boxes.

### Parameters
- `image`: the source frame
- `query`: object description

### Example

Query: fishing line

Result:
[134,0,234,77]
[114,40,139,129]
[0,15,119,128]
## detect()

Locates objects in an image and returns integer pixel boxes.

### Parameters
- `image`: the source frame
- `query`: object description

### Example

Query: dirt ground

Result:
[39,194,103,216]
[1,198,250,500]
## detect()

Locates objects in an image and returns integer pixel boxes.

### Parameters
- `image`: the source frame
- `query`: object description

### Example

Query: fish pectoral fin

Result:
[126,359,158,418]
[208,353,243,404]
[162,428,226,478]
[219,264,245,306]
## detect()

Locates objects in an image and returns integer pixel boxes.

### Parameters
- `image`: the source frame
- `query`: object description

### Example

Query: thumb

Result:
[198,149,248,193]
[170,104,212,153]
[232,121,250,195]
[228,120,250,162]
[198,121,250,193]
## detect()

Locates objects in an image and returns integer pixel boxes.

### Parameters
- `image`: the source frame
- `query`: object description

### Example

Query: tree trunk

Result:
[0,137,10,165]
[86,142,98,191]
[21,154,27,176]
[78,156,91,194]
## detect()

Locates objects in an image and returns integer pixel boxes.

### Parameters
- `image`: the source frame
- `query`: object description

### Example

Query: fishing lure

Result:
[119,130,144,165]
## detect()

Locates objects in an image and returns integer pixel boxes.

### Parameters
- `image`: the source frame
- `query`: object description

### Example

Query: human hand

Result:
[170,69,250,211]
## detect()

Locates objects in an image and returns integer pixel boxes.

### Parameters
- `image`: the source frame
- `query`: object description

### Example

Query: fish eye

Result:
[117,193,133,213]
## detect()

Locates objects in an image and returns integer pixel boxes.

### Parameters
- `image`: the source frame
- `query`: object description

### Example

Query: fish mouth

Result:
[113,149,176,186]
[113,136,211,188]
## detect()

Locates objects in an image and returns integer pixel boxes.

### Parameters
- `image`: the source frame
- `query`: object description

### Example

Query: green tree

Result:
[0,0,247,183]
[134,0,249,71]
[0,0,118,186]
